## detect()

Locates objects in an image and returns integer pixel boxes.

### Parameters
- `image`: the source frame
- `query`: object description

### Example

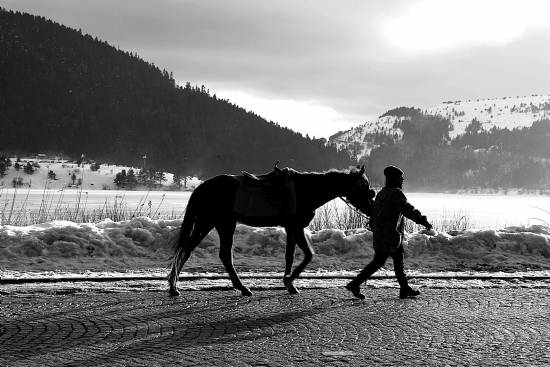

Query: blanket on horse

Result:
[233,167,297,217]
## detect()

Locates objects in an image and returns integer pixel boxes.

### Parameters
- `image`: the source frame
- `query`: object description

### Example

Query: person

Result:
[345,165,432,299]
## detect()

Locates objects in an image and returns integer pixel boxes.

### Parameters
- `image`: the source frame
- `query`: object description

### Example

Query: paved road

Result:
[1,281,550,367]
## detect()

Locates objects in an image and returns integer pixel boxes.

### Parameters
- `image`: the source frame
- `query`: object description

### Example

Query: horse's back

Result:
[190,174,240,214]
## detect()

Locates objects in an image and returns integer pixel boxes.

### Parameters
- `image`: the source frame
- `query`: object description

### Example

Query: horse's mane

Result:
[291,166,359,177]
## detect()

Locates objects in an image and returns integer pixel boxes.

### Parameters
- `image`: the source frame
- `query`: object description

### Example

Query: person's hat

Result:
[384,165,404,180]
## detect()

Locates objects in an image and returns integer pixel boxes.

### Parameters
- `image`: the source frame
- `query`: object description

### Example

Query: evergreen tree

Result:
[136,168,148,186]
[154,171,167,187]
[76,155,84,167]
[172,173,183,190]
[146,167,157,189]
[114,170,127,189]
[2,156,13,168]
[173,165,192,188]
[23,162,34,175]
[126,169,138,190]
[0,161,6,178]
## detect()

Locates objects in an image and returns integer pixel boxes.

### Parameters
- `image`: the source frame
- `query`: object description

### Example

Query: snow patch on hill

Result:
[330,94,550,157]
[426,94,550,139]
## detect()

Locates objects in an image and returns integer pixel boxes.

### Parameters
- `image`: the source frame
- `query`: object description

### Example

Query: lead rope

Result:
[326,175,371,225]
[339,195,371,227]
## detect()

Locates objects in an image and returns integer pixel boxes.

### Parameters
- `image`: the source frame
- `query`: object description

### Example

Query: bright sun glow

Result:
[381,0,550,53]
[215,90,347,139]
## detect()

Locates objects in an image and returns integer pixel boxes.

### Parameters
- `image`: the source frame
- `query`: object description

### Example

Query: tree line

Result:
[359,109,550,192]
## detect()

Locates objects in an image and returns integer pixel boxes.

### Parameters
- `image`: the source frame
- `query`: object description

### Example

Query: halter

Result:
[326,173,371,220]
[339,191,371,221]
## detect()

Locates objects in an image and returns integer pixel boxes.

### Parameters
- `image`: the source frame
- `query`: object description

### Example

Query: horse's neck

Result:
[294,172,342,210]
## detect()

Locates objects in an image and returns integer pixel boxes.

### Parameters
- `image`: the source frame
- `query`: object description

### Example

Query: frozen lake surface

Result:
[406,193,549,228]
[3,189,550,228]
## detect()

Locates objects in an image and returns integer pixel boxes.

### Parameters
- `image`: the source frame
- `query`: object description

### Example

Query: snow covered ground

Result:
[0,158,202,191]
[2,217,550,280]
[2,158,550,281]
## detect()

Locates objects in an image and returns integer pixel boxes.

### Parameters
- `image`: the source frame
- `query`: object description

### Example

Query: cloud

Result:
[381,0,550,53]
[2,0,550,138]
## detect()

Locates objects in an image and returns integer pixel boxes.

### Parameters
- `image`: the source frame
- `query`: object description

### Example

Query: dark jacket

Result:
[370,186,425,254]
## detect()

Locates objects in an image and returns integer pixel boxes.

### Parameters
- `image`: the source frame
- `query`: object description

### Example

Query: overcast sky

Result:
[3,0,550,139]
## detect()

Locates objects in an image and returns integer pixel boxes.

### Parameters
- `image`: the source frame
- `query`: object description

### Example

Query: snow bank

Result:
[1,218,550,273]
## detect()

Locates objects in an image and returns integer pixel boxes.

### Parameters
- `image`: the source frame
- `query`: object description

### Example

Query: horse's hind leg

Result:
[283,227,314,288]
[216,221,253,296]
[169,220,214,296]
[284,235,299,294]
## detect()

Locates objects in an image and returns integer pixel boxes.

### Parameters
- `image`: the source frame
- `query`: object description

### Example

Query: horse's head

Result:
[343,166,376,216]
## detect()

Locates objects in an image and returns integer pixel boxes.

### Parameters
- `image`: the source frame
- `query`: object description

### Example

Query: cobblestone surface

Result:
[1,281,550,366]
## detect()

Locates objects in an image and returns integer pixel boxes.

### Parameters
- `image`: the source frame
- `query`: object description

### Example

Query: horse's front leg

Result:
[283,234,299,294]
[283,226,313,288]
[217,223,253,296]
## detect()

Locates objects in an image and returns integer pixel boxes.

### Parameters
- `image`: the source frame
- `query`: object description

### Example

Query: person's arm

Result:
[393,191,432,229]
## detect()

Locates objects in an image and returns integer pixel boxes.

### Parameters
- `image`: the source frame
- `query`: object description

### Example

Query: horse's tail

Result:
[167,193,198,283]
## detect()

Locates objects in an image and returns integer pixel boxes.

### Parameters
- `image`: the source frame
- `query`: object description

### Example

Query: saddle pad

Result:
[233,167,296,217]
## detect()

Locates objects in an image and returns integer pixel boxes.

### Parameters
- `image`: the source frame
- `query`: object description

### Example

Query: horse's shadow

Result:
[47,292,366,366]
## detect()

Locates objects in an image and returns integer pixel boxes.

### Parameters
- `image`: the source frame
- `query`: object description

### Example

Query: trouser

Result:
[348,244,408,288]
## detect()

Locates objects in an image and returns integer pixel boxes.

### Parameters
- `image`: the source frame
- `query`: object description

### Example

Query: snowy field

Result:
[2,217,550,280]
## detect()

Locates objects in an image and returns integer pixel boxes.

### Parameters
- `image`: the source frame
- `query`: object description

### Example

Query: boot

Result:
[345,282,365,299]
[399,286,420,299]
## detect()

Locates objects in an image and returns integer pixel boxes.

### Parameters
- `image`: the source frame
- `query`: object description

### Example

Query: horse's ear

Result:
[359,165,365,175]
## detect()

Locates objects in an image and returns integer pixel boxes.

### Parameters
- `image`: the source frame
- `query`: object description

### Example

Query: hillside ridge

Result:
[0,8,352,179]
[329,95,550,191]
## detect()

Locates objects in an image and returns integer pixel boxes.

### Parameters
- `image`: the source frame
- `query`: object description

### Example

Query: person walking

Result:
[345,165,432,299]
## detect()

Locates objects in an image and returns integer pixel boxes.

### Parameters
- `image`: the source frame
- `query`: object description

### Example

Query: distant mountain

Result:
[0,8,353,179]
[330,96,550,192]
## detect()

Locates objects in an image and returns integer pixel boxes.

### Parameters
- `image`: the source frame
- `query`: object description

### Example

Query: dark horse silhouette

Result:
[167,165,375,296]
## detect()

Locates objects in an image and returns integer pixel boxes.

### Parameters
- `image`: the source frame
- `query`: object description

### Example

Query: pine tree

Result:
[24,162,34,175]
[114,170,127,189]
[126,169,138,190]
[0,161,6,178]
[172,173,183,190]
[146,167,157,189]
[154,171,167,187]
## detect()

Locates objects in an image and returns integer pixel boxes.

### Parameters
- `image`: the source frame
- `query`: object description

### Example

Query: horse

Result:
[167,165,375,297]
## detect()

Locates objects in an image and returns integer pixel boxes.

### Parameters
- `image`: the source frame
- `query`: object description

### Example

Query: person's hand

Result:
[419,216,432,230]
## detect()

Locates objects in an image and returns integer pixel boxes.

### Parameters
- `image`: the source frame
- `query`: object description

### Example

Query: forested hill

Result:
[330,98,550,192]
[0,8,352,178]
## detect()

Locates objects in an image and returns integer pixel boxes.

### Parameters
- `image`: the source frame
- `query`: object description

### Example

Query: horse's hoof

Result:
[286,283,300,294]
[241,288,253,297]
[168,288,180,297]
